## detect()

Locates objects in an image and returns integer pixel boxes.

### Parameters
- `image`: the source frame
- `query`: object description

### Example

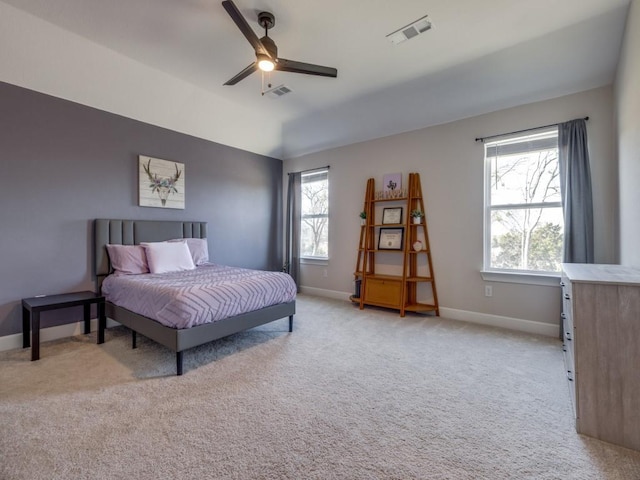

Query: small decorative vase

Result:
[413,217,421,225]
[413,241,423,251]
[360,219,366,226]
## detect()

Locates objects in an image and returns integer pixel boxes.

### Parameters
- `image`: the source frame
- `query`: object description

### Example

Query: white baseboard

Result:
[0,317,121,353]
[299,286,351,301]
[300,286,558,338]
[438,307,558,337]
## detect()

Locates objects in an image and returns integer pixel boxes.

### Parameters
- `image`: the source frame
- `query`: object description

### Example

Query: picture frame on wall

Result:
[139,155,185,209]
[382,207,403,225]
[378,228,404,250]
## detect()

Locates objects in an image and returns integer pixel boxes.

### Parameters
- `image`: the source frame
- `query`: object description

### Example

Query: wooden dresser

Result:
[561,263,640,451]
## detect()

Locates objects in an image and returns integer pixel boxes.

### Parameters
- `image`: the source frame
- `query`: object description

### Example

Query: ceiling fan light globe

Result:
[257,55,275,72]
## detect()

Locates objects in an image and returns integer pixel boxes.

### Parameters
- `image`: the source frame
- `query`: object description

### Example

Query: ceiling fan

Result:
[221,0,338,86]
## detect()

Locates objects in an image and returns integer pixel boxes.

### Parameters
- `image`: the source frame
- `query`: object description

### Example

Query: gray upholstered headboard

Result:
[94,219,208,283]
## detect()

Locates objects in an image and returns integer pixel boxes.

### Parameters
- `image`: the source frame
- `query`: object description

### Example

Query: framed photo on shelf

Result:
[382,207,403,225]
[378,228,404,250]
[383,173,402,192]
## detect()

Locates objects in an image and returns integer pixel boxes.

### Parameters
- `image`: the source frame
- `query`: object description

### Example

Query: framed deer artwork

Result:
[138,155,185,209]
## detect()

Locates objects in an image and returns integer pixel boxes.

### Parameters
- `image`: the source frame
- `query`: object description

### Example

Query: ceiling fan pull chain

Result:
[261,70,274,96]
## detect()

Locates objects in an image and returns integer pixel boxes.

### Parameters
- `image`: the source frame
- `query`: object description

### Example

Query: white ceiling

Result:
[1,0,631,158]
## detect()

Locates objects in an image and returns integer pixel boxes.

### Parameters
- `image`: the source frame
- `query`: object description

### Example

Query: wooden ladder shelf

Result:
[351,173,439,317]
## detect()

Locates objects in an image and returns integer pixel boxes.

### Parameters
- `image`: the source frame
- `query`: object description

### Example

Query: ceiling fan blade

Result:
[223,62,258,85]
[276,58,337,78]
[222,0,271,58]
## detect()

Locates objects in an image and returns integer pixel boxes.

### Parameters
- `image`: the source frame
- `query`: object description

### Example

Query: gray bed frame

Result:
[94,219,295,375]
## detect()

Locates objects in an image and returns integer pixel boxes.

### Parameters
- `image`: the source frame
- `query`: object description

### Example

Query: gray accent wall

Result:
[0,81,283,337]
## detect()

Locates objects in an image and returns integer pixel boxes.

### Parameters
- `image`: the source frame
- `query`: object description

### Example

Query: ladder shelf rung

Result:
[404,303,438,313]
[406,276,434,282]
[372,197,408,203]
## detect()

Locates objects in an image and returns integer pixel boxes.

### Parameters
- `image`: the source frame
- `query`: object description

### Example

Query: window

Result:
[300,169,329,259]
[484,128,563,273]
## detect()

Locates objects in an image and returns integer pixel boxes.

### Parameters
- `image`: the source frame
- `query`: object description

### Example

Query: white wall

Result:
[616,0,640,266]
[284,86,616,329]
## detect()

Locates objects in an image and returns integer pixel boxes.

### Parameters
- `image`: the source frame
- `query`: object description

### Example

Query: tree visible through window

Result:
[301,169,329,258]
[484,128,563,273]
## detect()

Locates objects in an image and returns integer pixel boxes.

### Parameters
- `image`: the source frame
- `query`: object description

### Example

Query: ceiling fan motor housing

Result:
[260,35,278,59]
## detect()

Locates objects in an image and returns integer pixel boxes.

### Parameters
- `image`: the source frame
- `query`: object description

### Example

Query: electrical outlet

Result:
[485,285,493,297]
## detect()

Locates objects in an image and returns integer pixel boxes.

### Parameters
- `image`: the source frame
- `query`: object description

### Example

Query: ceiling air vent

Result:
[386,15,432,45]
[263,84,293,99]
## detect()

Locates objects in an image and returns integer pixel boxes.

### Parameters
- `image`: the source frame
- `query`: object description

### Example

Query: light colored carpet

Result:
[1,294,639,480]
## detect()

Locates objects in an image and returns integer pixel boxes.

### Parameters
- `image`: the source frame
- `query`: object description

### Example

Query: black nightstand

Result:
[22,291,105,361]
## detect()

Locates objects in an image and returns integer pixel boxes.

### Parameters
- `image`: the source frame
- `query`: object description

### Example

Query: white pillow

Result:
[141,241,196,274]
[167,237,209,265]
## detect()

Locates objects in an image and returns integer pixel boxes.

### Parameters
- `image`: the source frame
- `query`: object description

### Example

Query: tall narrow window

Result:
[300,169,329,259]
[484,128,563,273]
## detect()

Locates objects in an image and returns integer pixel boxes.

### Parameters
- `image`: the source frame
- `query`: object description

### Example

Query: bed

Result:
[94,219,296,375]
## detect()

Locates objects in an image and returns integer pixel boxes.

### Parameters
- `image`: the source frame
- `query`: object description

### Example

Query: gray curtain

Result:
[286,172,302,291]
[558,118,594,264]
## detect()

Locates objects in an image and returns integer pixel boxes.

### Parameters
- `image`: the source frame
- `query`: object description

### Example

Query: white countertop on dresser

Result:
[562,263,640,286]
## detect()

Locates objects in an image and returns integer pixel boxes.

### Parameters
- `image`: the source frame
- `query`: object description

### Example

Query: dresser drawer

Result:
[562,311,575,375]
[562,310,574,344]
[364,277,402,308]
[560,276,573,325]
[563,340,576,417]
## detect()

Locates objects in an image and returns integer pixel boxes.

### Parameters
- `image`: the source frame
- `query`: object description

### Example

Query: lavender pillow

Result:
[168,238,209,265]
[141,241,196,274]
[106,244,149,274]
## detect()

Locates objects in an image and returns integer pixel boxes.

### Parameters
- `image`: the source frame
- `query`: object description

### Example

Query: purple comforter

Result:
[102,264,296,329]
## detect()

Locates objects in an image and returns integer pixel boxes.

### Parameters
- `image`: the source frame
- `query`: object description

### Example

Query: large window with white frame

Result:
[300,169,329,259]
[484,127,563,273]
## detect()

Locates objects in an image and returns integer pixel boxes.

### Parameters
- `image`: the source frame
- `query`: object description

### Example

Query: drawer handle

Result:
[567,371,574,382]
[561,313,566,319]
[565,333,572,341]
[564,293,570,300]
[560,282,565,287]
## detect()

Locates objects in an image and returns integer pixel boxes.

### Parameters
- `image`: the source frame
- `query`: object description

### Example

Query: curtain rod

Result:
[288,165,330,175]
[475,117,589,143]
